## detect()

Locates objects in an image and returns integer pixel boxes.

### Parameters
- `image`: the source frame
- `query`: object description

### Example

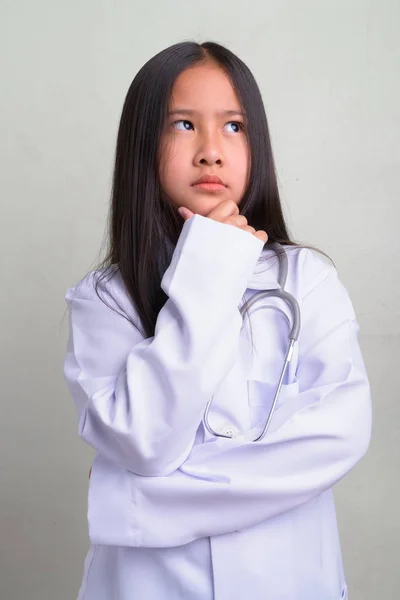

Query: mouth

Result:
[192,175,226,191]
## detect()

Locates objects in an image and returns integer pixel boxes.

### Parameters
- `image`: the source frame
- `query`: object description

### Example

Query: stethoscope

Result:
[203,242,301,442]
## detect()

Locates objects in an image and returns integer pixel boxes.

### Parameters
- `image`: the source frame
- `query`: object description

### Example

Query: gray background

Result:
[1,1,399,598]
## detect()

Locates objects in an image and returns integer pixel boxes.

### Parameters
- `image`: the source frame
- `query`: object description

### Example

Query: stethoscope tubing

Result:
[203,243,301,442]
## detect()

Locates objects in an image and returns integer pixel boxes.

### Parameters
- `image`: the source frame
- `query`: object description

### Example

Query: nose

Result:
[193,131,224,167]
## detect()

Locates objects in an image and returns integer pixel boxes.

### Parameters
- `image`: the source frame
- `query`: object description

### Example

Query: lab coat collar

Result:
[247,249,281,291]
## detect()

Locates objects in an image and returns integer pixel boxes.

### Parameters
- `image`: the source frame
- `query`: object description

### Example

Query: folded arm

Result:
[64,214,264,477]
[125,253,372,547]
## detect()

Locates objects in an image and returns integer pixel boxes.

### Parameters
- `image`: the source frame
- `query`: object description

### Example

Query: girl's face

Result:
[159,62,250,216]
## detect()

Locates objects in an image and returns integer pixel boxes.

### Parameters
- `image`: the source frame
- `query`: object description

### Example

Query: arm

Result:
[64,214,264,477]
[124,252,372,547]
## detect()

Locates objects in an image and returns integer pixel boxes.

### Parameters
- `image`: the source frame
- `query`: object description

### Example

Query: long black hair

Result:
[94,41,327,338]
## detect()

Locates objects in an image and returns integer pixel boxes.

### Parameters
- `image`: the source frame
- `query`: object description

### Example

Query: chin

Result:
[189,198,227,217]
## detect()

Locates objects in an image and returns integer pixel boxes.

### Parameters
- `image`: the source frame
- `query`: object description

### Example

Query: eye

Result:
[172,120,194,131]
[224,121,244,133]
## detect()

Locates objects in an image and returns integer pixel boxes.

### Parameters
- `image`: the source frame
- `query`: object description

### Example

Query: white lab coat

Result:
[64,214,371,600]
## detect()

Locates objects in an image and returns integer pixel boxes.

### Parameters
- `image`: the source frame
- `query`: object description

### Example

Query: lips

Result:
[192,175,225,186]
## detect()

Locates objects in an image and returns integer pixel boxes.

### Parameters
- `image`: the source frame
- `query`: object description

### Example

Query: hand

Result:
[178,201,268,243]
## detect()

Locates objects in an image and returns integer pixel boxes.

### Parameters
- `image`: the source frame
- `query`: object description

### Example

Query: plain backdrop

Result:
[1,1,399,599]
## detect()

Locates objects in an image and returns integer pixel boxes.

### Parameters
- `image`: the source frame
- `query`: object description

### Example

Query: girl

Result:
[64,41,371,600]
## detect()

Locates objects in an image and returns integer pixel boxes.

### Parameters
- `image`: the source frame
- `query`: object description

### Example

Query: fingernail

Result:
[178,207,186,217]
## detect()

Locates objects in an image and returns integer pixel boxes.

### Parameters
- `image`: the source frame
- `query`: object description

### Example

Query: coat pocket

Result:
[247,377,299,428]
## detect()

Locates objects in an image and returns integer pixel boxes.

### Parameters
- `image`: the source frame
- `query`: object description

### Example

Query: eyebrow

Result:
[168,109,246,118]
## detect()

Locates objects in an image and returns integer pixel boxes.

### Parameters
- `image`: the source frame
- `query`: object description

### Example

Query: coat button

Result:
[220,425,239,438]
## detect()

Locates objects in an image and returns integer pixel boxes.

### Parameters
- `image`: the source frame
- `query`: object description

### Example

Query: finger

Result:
[225,215,248,228]
[178,207,195,221]
[242,225,256,234]
[254,230,268,242]
[206,200,239,221]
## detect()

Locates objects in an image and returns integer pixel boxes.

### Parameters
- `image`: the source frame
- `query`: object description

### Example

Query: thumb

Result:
[178,207,194,221]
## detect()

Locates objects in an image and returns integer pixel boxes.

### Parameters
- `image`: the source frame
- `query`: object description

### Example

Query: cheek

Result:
[159,147,177,190]
[232,143,250,187]
[159,153,189,207]
[159,139,186,183]
[160,161,184,198]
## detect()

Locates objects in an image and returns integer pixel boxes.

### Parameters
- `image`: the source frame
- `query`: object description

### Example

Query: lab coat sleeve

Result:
[127,251,372,547]
[63,214,264,477]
